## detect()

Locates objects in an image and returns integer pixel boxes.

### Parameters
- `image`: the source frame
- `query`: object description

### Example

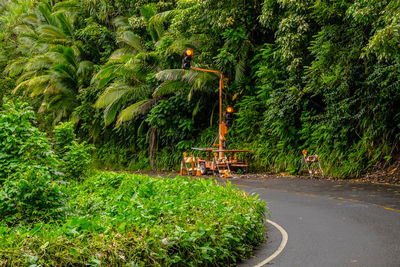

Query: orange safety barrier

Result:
[300,149,324,177]
[180,152,201,176]
[213,153,232,178]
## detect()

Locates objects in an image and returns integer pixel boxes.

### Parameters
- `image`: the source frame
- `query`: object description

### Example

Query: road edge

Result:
[253,219,288,267]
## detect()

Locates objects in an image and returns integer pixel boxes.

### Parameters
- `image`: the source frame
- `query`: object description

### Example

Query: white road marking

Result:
[254,219,288,267]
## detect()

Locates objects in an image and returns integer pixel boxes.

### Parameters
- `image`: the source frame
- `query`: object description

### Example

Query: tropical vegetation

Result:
[0,99,266,265]
[2,0,399,265]
[0,170,265,266]
[1,0,399,175]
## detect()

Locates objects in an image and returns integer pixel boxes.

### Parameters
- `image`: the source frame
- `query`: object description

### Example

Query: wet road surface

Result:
[223,177,400,267]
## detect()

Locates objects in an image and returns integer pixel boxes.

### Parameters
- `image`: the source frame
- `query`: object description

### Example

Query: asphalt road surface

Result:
[222,176,400,267]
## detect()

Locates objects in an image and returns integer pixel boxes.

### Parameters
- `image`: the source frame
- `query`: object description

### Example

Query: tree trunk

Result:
[149,127,157,170]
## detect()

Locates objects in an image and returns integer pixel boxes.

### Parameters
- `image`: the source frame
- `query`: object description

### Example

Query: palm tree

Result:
[93,7,205,169]
[4,0,93,123]
[92,28,158,127]
[94,6,211,127]
[10,45,93,122]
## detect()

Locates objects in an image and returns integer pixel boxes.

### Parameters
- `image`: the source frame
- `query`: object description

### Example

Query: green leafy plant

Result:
[0,165,65,224]
[0,171,266,265]
[60,141,94,181]
[53,121,76,154]
[0,101,58,183]
[0,100,64,224]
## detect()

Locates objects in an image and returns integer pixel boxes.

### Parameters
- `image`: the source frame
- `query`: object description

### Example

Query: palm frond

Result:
[14,24,36,36]
[140,4,157,23]
[15,71,35,85]
[153,80,187,97]
[125,84,153,100]
[95,82,135,108]
[51,64,78,85]
[4,57,28,76]
[235,58,246,83]
[155,69,186,81]
[117,31,145,52]
[38,2,57,27]
[156,69,218,99]
[39,24,67,40]
[47,93,77,115]
[21,13,39,26]
[12,80,30,94]
[24,55,52,72]
[78,60,94,76]
[156,34,199,55]
[234,39,253,82]
[184,70,218,87]
[43,82,58,95]
[116,98,157,127]
[148,10,177,41]
[135,51,161,70]
[55,12,74,37]
[91,64,121,88]
[13,74,51,96]
[53,0,80,12]
[103,99,122,126]
[61,46,78,69]
[192,99,202,120]
[113,16,129,28]
[53,109,64,125]
[30,83,49,97]
[109,48,136,61]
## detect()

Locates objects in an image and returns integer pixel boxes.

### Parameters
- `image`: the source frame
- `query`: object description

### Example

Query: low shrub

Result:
[0,101,64,224]
[0,165,65,224]
[53,121,94,180]
[0,171,266,266]
[53,121,76,155]
[0,101,59,182]
[60,141,94,181]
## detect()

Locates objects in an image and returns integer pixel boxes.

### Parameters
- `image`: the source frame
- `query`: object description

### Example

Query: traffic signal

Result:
[182,49,193,70]
[224,106,234,127]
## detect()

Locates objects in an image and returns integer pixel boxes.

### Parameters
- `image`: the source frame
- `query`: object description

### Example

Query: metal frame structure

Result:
[189,67,227,159]
[179,66,250,177]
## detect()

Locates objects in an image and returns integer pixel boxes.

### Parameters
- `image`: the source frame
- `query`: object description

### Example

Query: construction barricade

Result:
[212,153,232,178]
[180,152,200,176]
[300,149,324,177]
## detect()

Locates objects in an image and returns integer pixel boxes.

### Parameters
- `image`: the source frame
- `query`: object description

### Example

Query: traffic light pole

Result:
[190,67,226,159]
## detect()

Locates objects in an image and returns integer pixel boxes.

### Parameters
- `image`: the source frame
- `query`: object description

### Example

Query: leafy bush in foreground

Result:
[0,101,58,181]
[0,101,64,223]
[0,171,266,266]
[59,141,94,181]
[53,122,76,155]
[53,122,94,181]
[0,165,65,224]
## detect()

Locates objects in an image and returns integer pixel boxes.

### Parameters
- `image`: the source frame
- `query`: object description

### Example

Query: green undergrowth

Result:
[0,171,266,266]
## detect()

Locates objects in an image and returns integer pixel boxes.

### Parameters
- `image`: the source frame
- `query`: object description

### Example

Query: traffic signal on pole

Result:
[224,106,234,127]
[182,49,193,70]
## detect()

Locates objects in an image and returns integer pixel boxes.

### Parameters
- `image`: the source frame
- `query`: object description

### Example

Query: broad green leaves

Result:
[0,171,266,265]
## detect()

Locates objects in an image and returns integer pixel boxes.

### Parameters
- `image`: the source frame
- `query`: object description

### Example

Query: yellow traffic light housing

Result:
[182,49,193,70]
[225,106,234,127]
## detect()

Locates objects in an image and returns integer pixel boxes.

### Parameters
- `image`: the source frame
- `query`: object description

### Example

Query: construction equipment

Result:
[179,49,250,177]
[299,149,324,177]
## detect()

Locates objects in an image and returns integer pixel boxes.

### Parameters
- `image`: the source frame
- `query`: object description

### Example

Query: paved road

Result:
[222,177,400,267]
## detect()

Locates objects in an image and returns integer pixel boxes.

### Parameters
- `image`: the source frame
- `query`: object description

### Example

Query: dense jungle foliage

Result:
[1,0,399,177]
[0,171,265,266]
[0,100,266,265]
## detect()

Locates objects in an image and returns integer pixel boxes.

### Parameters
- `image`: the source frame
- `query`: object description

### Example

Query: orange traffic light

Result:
[185,49,193,56]
[225,106,234,127]
[182,49,193,70]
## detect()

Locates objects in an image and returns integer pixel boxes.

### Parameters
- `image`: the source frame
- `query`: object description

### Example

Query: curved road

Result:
[224,176,400,267]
